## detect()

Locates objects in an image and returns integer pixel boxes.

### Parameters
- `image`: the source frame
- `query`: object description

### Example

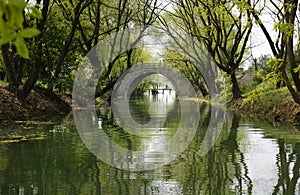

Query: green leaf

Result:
[6,3,14,25]
[7,3,24,29]
[0,33,17,45]
[0,0,6,10]
[19,28,40,38]
[294,65,300,73]
[12,0,26,9]
[13,4,24,29]
[0,15,9,34]
[14,35,29,58]
[31,7,42,19]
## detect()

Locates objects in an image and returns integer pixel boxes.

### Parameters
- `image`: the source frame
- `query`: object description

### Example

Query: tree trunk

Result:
[18,0,50,100]
[1,45,19,92]
[18,55,41,100]
[287,43,300,92]
[286,0,300,92]
[229,71,242,100]
[198,83,209,97]
[279,61,300,104]
[48,1,92,90]
[1,43,25,94]
[47,18,78,90]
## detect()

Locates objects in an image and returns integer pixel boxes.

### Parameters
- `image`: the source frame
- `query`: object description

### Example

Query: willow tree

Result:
[92,0,161,97]
[46,0,161,96]
[163,49,209,97]
[1,0,161,100]
[160,0,253,100]
[246,0,300,104]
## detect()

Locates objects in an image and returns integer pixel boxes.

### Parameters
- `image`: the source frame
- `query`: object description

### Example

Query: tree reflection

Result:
[221,114,253,194]
[3,98,300,194]
[175,110,253,195]
[273,139,300,194]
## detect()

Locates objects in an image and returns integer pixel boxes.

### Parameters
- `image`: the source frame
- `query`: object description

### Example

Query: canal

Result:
[1,91,300,194]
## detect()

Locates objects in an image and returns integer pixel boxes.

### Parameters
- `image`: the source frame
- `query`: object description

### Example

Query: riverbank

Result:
[229,87,300,124]
[1,83,300,126]
[0,86,71,123]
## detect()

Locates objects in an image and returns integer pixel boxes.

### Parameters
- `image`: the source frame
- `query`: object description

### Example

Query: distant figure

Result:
[165,84,168,89]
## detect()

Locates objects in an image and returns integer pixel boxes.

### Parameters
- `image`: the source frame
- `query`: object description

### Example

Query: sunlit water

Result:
[1,91,300,194]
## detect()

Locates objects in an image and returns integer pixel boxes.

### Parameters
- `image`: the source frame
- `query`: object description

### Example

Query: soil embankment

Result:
[0,86,71,123]
[230,99,300,124]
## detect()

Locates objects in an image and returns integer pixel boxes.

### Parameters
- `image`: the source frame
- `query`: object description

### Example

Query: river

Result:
[1,91,300,194]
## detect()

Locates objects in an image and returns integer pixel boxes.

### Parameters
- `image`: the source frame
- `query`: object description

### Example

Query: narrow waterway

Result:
[1,91,300,194]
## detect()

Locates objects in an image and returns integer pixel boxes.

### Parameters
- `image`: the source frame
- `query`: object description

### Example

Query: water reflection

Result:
[130,91,179,165]
[1,94,300,194]
[149,180,183,194]
[273,140,300,194]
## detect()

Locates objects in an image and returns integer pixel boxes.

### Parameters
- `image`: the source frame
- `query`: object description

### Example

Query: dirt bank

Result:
[0,86,71,123]
[230,99,300,124]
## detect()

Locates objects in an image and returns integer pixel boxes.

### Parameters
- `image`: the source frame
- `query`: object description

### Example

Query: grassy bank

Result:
[230,86,300,124]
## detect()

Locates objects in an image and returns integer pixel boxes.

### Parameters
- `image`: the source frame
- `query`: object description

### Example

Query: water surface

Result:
[1,92,300,194]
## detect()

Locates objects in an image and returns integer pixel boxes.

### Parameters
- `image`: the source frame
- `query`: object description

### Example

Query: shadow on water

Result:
[1,93,300,194]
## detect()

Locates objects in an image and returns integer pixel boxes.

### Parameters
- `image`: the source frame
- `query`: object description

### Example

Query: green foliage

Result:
[244,56,282,90]
[243,83,292,109]
[217,72,232,101]
[264,58,284,82]
[0,0,41,58]
[19,28,40,38]
[240,79,261,94]
[0,80,7,86]
[293,65,300,74]
[162,48,210,96]
[243,86,264,108]
[243,58,285,107]
[161,0,252,99]
[240,55,274,94]
[36,81,48,89]
[241,56,297,107]
[132,75,158,96]
[96,48,153,96]
[274,23,294,37]
[14,35,28,58]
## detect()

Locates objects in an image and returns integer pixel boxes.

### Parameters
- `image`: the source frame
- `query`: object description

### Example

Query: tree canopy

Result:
[0,0,300,105]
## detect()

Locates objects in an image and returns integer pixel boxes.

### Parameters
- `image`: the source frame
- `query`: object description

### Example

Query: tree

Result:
[159,0,253,100]
[0,0,161,100]
[45,0,160,96]
[91,0,160,98]
[18,0,50,100]
[47,0,94,90]
[247,0,300,104]
[163,49,209,97]
[1,0,48,99]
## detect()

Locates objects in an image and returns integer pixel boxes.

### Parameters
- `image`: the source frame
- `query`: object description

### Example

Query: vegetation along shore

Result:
[0,0,300,127]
